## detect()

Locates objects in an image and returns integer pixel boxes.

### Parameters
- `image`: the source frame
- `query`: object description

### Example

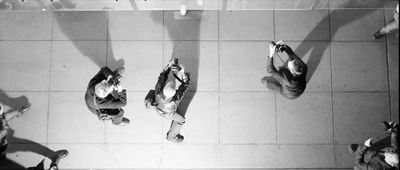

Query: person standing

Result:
[348,121,399,170]
[150,59,190,143]
[85,66,130,126]
[261,41,308,99]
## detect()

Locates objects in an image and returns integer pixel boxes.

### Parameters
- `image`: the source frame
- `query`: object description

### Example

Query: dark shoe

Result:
[382,121,399,133]
[50,150,69,169]
[113,117,130,126]
[18,103,31,114]
[373,31,385,39]
[166,132,184,143]
[348,144,358,155]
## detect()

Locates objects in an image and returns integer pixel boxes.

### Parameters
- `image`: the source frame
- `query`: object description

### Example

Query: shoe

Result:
[348,144,358,155]
[114,67,125,76]
[373,30,385,39]
[166,132,184,143]
[18,103,31,114]
[382,121,399,133]
[261,76,269,85]
[113,117,130,126]
[50,150,68,170]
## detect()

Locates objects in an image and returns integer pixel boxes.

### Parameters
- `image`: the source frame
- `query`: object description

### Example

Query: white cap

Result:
[163,81,176,99]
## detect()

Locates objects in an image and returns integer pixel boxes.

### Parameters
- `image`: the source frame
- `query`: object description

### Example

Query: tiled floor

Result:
[0,1,398,169]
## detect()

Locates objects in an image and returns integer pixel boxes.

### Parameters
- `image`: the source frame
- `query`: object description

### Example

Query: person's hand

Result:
[114,84,124,92]
[182,72,190,84]
[269,43,276,57]
[364,138,372,147]
[171,64,182,72]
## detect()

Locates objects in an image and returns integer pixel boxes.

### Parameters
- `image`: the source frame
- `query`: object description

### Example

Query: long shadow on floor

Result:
[53,11,124,69]
[294,1,381,82]
[151,10,202,118]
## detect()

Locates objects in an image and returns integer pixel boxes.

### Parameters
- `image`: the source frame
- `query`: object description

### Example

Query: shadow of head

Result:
[0,90,29,113]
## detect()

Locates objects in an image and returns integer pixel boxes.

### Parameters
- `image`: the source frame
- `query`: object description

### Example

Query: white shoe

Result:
[180,4,187,16]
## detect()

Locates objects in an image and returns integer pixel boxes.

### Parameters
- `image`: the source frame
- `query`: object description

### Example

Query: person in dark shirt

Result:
[85,66,130,126]
[261,41,308,99]
[153,59,190,143]
[348,121,399,170]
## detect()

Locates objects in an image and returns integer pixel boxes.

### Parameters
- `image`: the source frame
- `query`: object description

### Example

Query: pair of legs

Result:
[97,108,127,125]
[156,109,186,143]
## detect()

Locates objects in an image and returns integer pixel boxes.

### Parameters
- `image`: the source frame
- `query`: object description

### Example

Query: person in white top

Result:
[374,4,399,39]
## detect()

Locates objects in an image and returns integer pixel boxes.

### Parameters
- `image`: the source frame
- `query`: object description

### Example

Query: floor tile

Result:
[219,11,273,40]
[329,0,384,9]
[274,0,329,10]
[48,92,105,143]
[163,11,218,40]
[226,0,273,10]
[53,11,107,40]
[277,41,331,92]
[51,41,107,91]
[220,92,275,144]
[105,92,163,144]
[0,12,52,40]
[331,42,388,91]
[220,145,334,168]
[164,41,219,92]
[0,41,51,91]
[333,93,390,144]
[160,145,220,168]
[106,41,163,91]
[1,144,52,169]
[4,92,48,144]
[103,144,162,168]
[388,44,399,122]
[330,9,384,41]
[276,93,333,144]
[108,11,163,40]
[161,92,219,144]
[275,10,330,41]
[335,144,354,168]
[219,42,269,91]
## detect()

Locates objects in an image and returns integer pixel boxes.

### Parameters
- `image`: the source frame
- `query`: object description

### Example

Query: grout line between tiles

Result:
[328,2,337,167]
[217,10,221,145]
[383,8,392,122]
[104,10,110,144]
[46,11,55,145]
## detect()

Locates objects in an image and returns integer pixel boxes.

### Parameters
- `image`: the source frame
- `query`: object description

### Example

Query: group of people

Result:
[0,2,399,169]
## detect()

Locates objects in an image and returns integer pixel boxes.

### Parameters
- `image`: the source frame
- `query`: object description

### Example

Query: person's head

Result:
[163,80,176,99]
[288,59,304,76]
[95,80,113,98]
[384,151,399,167]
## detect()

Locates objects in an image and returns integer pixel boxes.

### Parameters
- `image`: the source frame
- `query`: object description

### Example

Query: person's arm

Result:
[280,44,300,61]
[267,57,285,83]
[155,67,171,95]
[172,82,189,102]
[0,127,8,140]
[96,90,127,109]
[353,145,372,170]
[390,131,398,150]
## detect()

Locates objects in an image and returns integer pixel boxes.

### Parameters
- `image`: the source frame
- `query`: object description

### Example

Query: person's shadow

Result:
[0,90,65,168]
[293,1,381,82]
[53,11,124,69]
[151,10,202,118]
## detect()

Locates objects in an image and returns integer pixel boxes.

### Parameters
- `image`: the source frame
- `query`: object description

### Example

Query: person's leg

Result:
[261,76,283,93]
[108,109,129,126]
[166,112,185,142]
[380,20,399,34]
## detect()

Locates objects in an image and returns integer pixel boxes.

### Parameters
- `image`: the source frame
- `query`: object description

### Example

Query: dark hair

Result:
[292,59,303,74]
